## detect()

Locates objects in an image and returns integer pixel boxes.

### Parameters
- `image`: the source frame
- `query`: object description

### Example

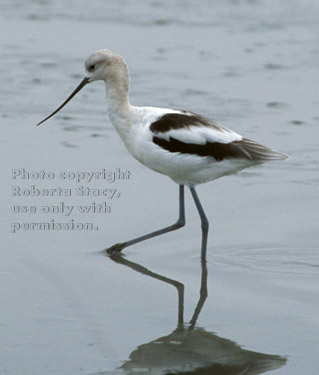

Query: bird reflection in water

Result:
[96,252,287,375]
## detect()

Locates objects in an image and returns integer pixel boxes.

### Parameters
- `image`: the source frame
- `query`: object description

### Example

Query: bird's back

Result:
[123,107,289,185]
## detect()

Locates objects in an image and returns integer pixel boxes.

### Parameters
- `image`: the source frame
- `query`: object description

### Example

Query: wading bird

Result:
[38,49,289,258]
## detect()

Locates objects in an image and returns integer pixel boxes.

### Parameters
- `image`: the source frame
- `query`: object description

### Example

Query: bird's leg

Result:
[189,187,209,259]
[106,185,185,254]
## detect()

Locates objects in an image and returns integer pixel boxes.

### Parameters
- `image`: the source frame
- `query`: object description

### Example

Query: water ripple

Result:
[215,244,319,275]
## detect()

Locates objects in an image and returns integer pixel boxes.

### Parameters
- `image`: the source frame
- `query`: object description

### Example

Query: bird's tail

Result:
[238,138,290,162]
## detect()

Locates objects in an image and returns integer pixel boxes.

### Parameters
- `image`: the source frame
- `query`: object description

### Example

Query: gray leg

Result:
[106,185,185,254]
[189,187,209,259]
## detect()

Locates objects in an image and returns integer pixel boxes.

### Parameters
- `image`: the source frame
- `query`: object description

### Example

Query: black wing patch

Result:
[153,136,251,161]
[152,136,287,162]
[150,111,222,134]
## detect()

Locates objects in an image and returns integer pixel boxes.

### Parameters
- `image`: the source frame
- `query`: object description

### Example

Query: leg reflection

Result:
[189,258,208,328]
[108,247,208,326]
[109,252,185,324]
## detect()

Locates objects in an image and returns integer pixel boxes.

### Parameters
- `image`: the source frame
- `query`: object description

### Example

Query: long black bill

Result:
[37,76,90,126]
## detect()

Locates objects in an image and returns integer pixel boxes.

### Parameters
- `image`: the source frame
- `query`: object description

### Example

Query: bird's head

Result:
[84,49,128,83]
[37,49,129,126]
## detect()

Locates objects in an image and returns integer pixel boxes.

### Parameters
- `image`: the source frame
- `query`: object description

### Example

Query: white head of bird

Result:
[85,50,130,95]
[37,49,130,126]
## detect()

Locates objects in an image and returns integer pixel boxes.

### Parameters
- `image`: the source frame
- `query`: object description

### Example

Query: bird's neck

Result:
[105,76,131,114]
[104,78,133,144]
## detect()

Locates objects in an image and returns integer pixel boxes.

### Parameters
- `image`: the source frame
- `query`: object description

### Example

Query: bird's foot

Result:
[105,242,126,255]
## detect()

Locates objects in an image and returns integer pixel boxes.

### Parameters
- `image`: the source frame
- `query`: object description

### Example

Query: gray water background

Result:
[1,1,318,374]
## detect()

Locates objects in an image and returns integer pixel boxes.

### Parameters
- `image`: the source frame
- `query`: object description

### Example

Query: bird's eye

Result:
[88,64,95,72]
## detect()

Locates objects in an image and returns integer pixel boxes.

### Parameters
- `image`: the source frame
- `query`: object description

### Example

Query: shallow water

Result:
[1,1,319,374]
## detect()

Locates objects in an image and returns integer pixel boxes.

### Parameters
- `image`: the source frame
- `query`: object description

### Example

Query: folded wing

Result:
[150,111,289,162]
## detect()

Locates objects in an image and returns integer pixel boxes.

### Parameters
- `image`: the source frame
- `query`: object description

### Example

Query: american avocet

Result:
[38,49,289,258]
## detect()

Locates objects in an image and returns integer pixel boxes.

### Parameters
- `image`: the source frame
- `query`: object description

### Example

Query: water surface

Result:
[1,1,318,374]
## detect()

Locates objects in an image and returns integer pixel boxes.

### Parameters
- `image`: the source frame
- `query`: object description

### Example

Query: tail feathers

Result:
[237,138,290,162]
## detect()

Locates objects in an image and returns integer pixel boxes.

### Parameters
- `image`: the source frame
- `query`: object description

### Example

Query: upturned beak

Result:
[37,76,90,126]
